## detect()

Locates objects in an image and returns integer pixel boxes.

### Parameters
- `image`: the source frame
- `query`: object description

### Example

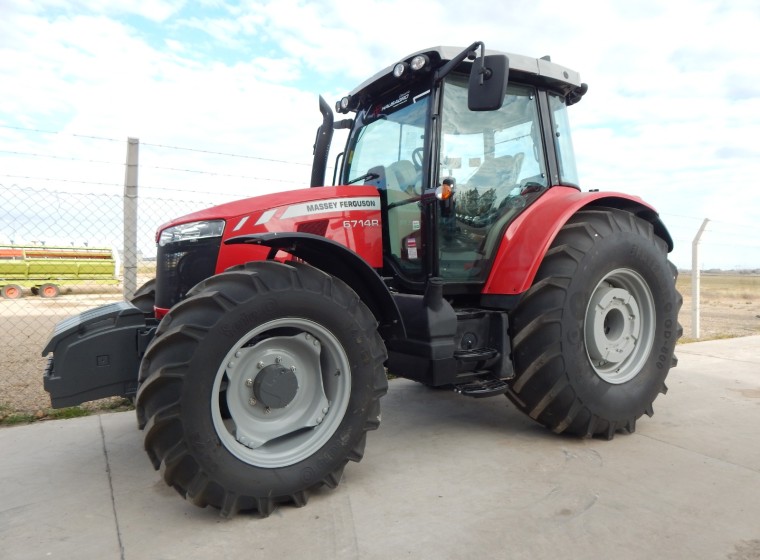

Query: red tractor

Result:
[43,42,682,517]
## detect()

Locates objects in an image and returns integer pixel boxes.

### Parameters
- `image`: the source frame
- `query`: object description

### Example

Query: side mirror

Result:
[468,54,509,111]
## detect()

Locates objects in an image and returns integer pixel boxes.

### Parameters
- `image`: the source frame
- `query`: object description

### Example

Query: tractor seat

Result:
[387,159,419,195]
[466,153,523,191]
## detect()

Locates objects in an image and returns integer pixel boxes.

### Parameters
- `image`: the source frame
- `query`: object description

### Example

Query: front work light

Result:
[410,55,429,71]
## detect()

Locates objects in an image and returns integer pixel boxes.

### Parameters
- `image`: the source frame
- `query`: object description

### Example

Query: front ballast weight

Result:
[42,301,156,408]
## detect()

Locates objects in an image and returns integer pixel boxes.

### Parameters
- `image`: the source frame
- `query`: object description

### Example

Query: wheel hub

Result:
[585,283,640,365]
[213,319,350,468]
[584,269,656,385]
[253,364,299,409]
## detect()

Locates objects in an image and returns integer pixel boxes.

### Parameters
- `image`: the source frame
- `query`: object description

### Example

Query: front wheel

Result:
[507,209,682,439]
[135,261,388,517]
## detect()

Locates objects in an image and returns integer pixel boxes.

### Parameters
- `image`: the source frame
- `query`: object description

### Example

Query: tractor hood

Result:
[156,186,380,241]
[157,185,380,239]
[155,185,384,276]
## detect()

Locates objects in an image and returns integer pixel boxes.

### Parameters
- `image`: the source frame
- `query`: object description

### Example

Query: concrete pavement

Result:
[1,336,759,560]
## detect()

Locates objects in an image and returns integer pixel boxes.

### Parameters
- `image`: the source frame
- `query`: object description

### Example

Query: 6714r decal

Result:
[343,219,380,228]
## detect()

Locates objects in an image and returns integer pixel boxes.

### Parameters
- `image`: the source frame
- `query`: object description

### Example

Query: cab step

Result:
[454,378,510,398]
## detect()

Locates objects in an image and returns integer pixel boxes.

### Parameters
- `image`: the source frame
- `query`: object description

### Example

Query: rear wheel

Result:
[507,209,682,438]
[1,284,23,299]
[135,261,387,517]
[39,283,60,298]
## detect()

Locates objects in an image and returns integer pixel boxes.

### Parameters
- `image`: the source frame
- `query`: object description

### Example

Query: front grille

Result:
[155,237,221,309]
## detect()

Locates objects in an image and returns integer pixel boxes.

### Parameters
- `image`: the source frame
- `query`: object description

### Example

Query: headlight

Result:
[158,220,225,247]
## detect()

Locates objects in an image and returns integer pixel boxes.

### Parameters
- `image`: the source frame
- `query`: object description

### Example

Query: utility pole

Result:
[691,218,709,339]
[123,137,139,300]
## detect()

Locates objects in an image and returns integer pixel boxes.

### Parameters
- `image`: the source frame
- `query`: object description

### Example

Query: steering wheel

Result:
[411,148,424,170]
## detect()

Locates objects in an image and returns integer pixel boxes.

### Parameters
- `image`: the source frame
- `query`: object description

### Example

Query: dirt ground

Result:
[1,273,758,415]
[0,283,152,415]
[676,272,760,341]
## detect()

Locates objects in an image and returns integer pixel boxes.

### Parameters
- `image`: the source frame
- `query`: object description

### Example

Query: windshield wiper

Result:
[346,172,380,185]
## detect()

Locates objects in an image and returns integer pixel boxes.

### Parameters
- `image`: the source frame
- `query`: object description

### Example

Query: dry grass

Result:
[676,272,760,341]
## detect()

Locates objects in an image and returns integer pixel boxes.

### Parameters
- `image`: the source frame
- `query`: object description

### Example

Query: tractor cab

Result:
[334,43,586,291]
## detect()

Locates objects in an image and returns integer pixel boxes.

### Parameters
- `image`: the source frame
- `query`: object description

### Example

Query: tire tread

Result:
[506,208,682,438]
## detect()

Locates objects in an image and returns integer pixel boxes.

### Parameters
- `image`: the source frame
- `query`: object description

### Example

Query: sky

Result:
[1,0,759,269]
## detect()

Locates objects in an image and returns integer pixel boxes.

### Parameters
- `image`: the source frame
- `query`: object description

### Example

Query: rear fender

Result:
[483,186,673,295]
[226,233,405,340]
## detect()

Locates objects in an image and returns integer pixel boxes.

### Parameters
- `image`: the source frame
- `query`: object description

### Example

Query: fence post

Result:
[691,218,709,339]
[123,137,139,300]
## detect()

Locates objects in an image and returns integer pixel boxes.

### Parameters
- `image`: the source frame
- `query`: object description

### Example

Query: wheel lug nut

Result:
[245,378,253,387]
[249,397,256,406]
[264,407,271,414]
[290,366,297,373]
[275,356,282,364]
[257,361,265,369]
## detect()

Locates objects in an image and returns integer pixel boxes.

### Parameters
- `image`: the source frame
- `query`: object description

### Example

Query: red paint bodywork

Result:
[154,184,660,320]
[158,185,383,273]
[483,186,658,295]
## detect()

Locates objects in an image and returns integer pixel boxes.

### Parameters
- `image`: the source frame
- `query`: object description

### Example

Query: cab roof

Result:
[348,45,582,104]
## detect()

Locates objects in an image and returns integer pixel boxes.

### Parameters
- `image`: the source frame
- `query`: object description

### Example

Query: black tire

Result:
[507,208,682,439]
[130,278,156,315]
[135,261,388,517]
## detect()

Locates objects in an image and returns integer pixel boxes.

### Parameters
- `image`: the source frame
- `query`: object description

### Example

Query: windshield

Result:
[343,87,431,279]
[343,87,429,191]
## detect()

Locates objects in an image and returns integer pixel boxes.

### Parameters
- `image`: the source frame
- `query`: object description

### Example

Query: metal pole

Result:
[123,137,139,300]
[691,218,709,339]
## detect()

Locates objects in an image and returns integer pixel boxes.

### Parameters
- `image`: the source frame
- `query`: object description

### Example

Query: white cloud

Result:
[13,0,187,22]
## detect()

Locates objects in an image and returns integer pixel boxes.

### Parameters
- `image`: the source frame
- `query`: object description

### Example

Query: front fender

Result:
[483,187,673,295]
[226,232,405,340]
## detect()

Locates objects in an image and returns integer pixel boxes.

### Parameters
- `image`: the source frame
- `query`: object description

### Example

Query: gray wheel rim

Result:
[584,268,655,384]
[211,317,351,468]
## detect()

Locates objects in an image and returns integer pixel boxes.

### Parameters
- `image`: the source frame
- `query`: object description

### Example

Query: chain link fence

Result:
[0,129,311,418]
[0,183,212,415]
